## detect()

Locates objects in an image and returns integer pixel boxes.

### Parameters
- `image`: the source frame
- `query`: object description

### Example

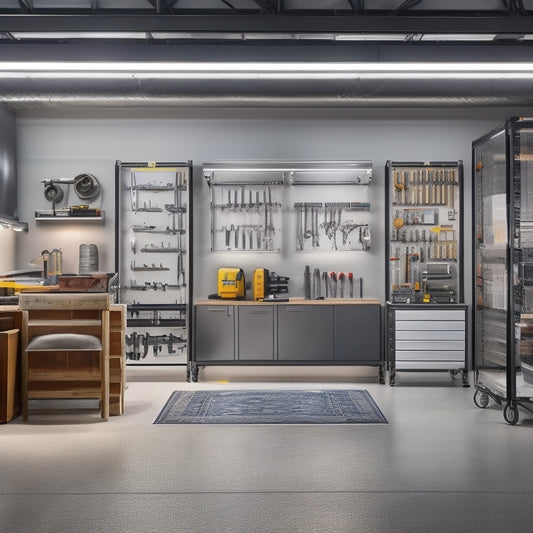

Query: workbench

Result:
[0,302,126,418]
[192,298,383,383]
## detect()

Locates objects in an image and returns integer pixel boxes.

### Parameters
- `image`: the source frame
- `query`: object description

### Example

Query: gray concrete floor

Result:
[2,366,533,533]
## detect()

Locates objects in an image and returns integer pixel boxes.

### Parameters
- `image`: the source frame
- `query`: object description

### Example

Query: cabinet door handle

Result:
[285,307,303,313]
[207,307,229,312]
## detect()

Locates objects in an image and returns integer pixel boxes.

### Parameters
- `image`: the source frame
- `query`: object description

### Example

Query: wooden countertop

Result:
[196,297,381,306]
[0,303,125,313]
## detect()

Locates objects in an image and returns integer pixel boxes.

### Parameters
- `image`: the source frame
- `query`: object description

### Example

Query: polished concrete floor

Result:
[2,365,533,533]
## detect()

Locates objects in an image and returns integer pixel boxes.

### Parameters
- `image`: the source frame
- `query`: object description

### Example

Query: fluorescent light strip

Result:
[0,62,533,80]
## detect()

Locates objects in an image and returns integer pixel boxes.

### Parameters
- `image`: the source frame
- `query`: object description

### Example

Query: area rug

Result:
[154,389,388,425]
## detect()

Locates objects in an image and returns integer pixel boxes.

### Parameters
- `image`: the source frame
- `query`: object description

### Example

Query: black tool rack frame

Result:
[472,118,533,424]
[114,160,193,371]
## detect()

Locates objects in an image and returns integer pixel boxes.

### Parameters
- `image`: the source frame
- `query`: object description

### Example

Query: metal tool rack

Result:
[114,161,193,368]
[385,161,468,386]
[203,160,373,253]
[473,118,533,424]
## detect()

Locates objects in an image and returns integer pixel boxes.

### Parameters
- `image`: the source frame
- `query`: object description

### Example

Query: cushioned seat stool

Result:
[19,292,110,421]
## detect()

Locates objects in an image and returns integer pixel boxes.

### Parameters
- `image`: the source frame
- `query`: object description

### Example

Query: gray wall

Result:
[13,107,529,307]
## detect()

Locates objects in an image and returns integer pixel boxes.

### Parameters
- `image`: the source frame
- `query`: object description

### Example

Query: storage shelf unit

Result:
[385,160,468,386]
[472,118,533,424]
[115,161,192,367]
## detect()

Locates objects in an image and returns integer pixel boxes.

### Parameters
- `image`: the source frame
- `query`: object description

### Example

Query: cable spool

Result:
[44,183,64,203]
[74,174,100,201]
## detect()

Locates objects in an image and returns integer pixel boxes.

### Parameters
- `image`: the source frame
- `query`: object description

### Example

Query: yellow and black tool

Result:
[209,268,245,300]
[253,268,289,302]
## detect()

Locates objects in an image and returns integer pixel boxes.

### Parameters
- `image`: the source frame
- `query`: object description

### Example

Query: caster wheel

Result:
[473,390,489,409]
[449,369,459,380]
[504,403,519,425]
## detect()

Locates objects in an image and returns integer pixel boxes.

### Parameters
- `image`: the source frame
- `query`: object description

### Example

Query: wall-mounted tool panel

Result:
[204,162,283,252]
[385,161,464,305]
[115,161,193,367]
[203,161,373,253]
[289,162,372,252]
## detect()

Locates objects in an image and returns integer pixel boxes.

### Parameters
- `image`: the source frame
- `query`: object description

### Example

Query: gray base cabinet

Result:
[334,305,381,362]
[277,305,333,361]
[193,302,384,382]
[387,303,469,386]
[194,305,236,362]
[238,305,275,360]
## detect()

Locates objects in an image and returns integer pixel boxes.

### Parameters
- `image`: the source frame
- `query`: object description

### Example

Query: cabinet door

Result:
[277,305,333,361]
[238,305,275,360]
[334,305,381,362]
[195,306,235,361]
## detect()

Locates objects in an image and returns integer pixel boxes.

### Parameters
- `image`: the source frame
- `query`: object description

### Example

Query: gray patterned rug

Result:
[154,389,388,424]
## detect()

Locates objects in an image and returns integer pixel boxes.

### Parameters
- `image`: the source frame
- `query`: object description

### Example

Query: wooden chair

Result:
[19,292,110,421]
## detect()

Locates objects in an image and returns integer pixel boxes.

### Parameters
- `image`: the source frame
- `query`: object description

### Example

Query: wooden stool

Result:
[19,292,110,421]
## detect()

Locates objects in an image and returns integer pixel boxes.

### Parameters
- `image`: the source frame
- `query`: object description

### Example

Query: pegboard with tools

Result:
[385,161,464,304]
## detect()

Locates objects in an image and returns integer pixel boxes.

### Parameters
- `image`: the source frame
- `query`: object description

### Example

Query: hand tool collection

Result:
[295,201,371,251]
[390,165,459,304]
[125,331,187,361]
[213,185,279,251]
[127,302,186,327]
[304,265,363,300]
[128,171,188,289]
[392,167,457,207]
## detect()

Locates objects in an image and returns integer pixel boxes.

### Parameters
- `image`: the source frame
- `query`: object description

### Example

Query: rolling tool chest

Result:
[385,161,468,386]
[114,161,193,367]
[472,117,533,424]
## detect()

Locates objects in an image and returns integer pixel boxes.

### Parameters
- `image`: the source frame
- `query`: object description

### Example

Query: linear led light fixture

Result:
[2,62,533,80]
[0,214,28,232]
[10,32,149,39]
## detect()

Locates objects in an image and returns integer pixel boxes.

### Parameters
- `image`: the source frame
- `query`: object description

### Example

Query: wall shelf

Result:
[34,212,105,226]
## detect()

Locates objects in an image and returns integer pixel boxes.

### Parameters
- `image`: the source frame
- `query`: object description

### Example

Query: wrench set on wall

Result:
[296,201,371,251]
[386,161,462,304]
[304,265,363,300]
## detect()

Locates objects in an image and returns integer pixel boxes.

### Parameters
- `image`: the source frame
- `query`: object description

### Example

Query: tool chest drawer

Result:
[387,303,469,384]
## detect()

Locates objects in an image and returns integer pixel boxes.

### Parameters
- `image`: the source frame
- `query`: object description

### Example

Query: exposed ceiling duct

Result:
[2,60,533,109]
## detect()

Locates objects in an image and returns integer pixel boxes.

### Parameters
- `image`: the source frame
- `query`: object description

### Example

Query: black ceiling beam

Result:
[1,14,533,34]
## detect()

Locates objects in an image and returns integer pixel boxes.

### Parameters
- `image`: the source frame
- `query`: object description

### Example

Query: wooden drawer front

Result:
[395,329,465,341]
[395,309,465,321]
[396,340,465,351]
[396,350,465,362]
[395,320,465,331]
